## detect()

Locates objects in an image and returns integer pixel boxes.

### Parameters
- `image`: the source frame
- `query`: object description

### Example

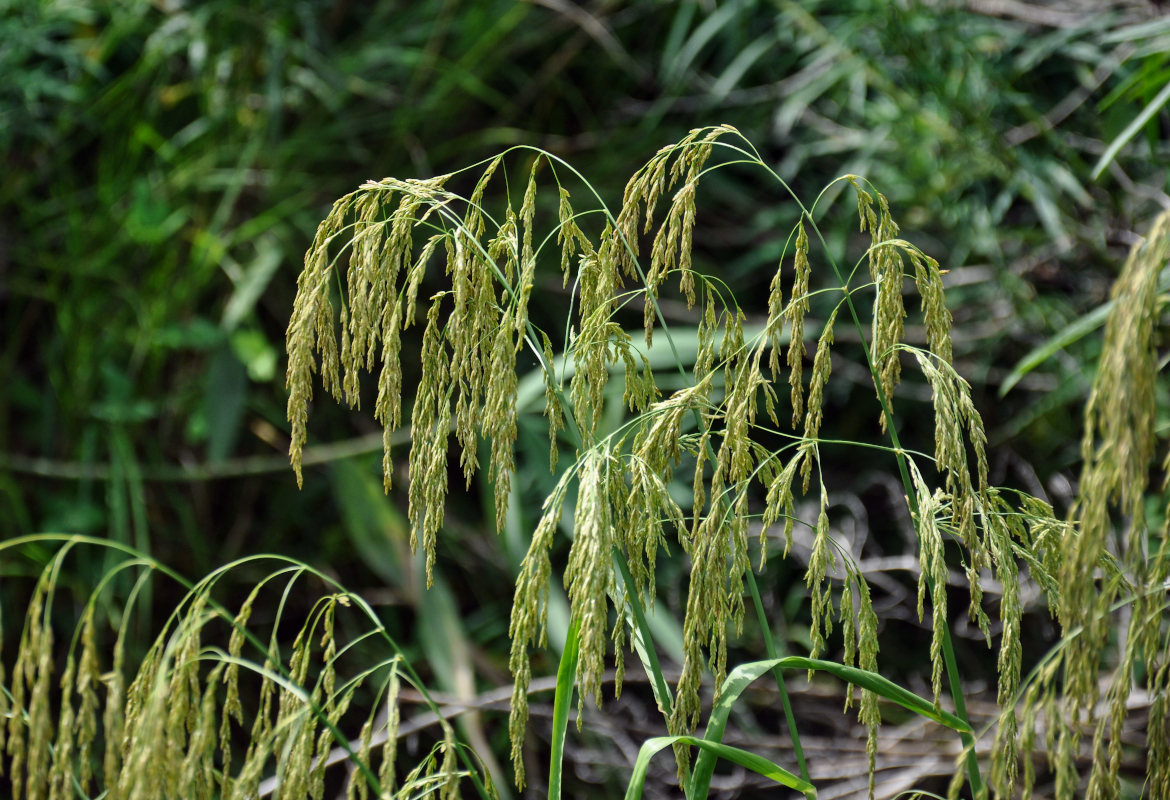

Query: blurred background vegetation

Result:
[3,0,1169,796]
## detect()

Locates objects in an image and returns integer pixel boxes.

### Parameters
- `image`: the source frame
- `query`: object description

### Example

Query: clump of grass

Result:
[5,128,1169,799]
[0,537,489,800]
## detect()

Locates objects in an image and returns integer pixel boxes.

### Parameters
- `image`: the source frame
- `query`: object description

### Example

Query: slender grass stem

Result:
[744,568,808,783]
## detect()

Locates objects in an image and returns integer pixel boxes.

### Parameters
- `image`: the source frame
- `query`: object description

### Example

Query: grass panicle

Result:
[1014,209,1170,798]
[279,128,1062,796]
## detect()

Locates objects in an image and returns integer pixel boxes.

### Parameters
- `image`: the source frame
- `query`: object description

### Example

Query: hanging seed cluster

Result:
[282,125,1043,791]
[1014,210,1170,800]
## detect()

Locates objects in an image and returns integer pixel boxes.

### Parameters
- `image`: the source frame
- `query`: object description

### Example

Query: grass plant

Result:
[4,127,1169,799]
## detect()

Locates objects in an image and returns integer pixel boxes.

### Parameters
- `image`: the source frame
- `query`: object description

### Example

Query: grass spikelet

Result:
[761,453,800,558]
[163,595,209,795]
[508,475,567,788]
[557,186,587,287]
[405,233,445,326]
[309,598,345,795]
[375,304,403,492]
[987,508,1023,797]
[694,289,718,383]
[102,575,138,793]
[569,248,620,445]
[804,491,834,663]
[439,724,461,800]
[1149,662,1170,797]
[8,558,58,800]
[47,652,75,800]
[848,176,906,429]
[179,663,222,798]
[485,324,520,533]
[117,641,168,800]
[379,663,402,796]
[781,219,811,426]
[564,449,614,712]
[285,192,357,485]
[540,331,564,472]
[910,465,949,706]
[647,180,696,313]
[609,125,734,344]
[719,341,760,487]
[718,305,745,386]
[348,716,375,800]
[231,732,274,800]
[621,455,683,603]
[840,578,856,683]
[219,584,260,796]
[342,191,385,406]
[408,295,452,585]
[75,607,101,795]
[237,644,279,800]
[634,376,712,477]
[800,305,839,492]
[911,349,989,556]
[909,248,953,363]
[837,570,881,797]
[514,160,540,329]
[448,233,485,484]
[271,627,316,800]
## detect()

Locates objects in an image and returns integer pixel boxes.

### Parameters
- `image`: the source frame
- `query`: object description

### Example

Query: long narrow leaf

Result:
[999,301,1113,397]
[547,617,580,800]
[783,657,972,733]
[689,656,972,798]
[627,735,816,800]
[1092,79,1170,179]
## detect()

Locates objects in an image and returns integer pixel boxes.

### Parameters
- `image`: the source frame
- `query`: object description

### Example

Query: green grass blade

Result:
[548,616,580,800]
[998,300,1113,397]
[689,656,972,798]
[1092,79,1170,179]
[785,657,972,733]
[627,736,816,800]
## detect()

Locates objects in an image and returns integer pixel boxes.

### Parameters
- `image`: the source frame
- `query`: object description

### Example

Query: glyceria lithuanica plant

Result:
[3,126,1169,799]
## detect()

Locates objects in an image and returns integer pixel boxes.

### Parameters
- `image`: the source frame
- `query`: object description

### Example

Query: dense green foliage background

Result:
[3,1,1169,797]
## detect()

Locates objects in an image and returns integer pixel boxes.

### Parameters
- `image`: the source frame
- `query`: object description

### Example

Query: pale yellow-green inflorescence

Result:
[279,126,1165,797]
[1039,210,1170,800]
[280,126,1003,794]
